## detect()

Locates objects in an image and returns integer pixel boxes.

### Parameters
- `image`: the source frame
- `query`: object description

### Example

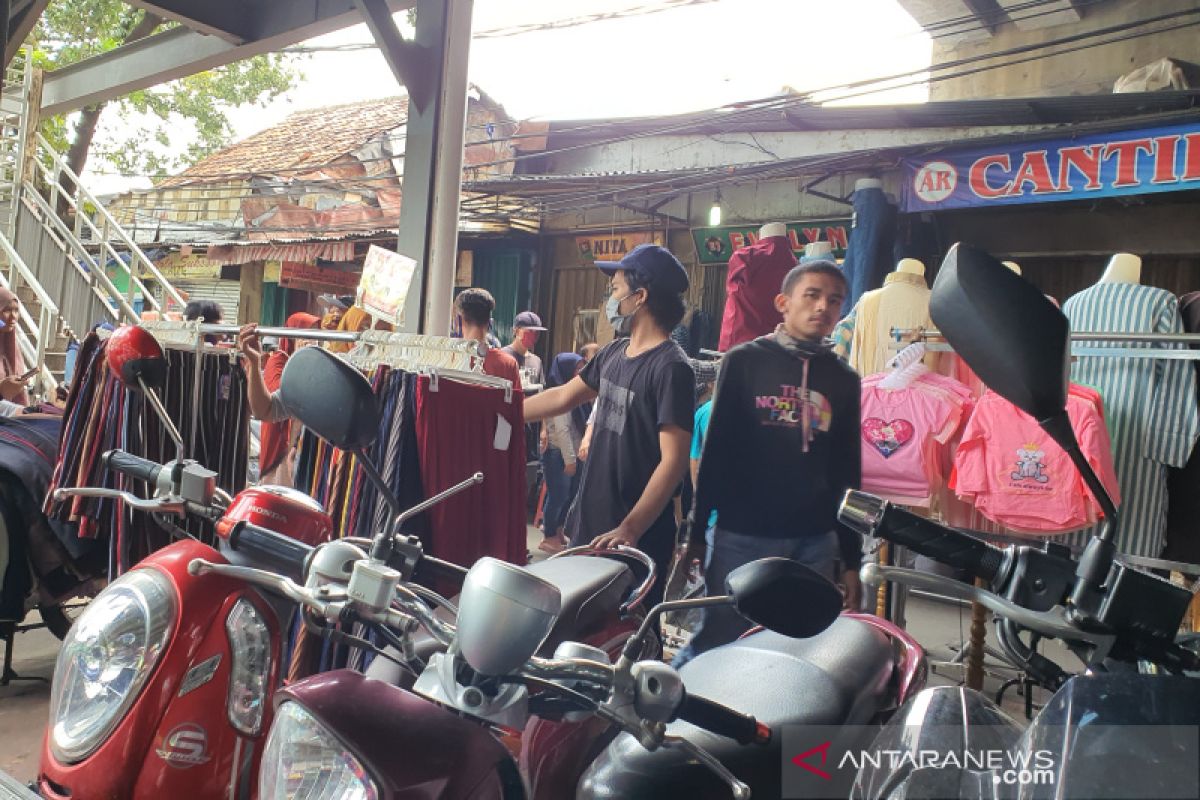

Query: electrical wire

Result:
[80,6,1200,231]
[82,0,1178,186]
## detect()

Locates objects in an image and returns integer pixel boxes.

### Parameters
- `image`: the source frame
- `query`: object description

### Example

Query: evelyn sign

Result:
[692,220,850,265]
[902,121,1200,211]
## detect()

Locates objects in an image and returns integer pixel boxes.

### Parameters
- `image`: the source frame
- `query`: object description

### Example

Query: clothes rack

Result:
[890,327,1200,360]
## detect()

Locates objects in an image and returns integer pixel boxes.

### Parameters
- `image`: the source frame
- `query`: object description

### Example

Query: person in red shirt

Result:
[454,288,520,385]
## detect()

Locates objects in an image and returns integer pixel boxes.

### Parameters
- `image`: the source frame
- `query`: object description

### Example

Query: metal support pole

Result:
[365,0,473,336]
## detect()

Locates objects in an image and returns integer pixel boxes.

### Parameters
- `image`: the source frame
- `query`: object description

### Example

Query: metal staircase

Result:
[0,50,186,398]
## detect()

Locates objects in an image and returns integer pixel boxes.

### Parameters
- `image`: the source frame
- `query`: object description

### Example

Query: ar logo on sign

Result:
[914,161,958,203]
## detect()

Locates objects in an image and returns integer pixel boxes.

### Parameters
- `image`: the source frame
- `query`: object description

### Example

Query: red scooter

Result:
[37,332,657,800]
[36,326,341,800]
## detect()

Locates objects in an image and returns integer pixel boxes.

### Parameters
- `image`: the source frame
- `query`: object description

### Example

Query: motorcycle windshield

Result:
[1012,674,1200,800]
[851,686,1023,800]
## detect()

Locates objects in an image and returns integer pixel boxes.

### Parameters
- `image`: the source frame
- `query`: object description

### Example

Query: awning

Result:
[206,240,357,266]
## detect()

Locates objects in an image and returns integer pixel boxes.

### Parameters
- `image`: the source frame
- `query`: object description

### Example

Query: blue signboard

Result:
[901,121,1200,212]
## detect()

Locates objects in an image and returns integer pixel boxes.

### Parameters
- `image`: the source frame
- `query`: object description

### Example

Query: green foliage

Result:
[32,0,303,177]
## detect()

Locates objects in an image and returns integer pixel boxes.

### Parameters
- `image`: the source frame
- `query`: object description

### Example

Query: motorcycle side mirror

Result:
[279,347,380,451]
[105,324,167,390]
[105,325,184,462]
[931,243,1118,617]
[725,558,843,639]
[930,243,1070,425]
[456,558,562,676]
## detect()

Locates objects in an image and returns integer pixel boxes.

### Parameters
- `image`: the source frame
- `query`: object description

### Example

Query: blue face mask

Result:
[605,292,637,336]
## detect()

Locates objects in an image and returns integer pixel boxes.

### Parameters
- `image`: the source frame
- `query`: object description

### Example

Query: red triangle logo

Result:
[791,741,833,780]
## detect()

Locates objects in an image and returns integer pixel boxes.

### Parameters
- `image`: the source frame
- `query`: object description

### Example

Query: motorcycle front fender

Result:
[279,670,526,800]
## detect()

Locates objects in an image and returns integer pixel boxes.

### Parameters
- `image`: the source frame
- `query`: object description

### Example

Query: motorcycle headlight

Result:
[259,702,378,800]
[49,569,175,763]
[226,597,272,735]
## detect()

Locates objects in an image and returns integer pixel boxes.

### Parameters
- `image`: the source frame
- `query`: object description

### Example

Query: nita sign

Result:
[901,121,1200,212]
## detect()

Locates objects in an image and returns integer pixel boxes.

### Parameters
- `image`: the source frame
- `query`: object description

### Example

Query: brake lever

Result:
[862,564,1117,656]
[53,487,186,516]
[662,735,751,800]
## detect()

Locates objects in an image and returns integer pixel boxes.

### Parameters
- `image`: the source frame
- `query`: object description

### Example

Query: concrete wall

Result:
[928,0,1200,100]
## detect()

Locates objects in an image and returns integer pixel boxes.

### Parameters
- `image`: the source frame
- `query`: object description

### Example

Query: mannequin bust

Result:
[804,241,834,260]
[759,222,786,239]
[1002,261,1022,275]
[1100,252,1142,284]
[895,258,926,277]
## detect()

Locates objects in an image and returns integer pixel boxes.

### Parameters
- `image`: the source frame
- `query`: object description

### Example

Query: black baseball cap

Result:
[513,311,546,331]
[596,244,689,295]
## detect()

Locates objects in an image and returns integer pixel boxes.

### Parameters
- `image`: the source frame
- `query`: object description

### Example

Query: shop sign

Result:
[902,121,1200,212]
[692,220,851,265]
[153,252,222,281]
[358,245,417,326]
[576,231,662,263]
[280,261,360,293]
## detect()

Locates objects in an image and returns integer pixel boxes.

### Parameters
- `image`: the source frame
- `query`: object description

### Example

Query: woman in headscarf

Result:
[258,312,320,485]
[538,352,589,553]
[328,304,392,354]
[0,288,31,406]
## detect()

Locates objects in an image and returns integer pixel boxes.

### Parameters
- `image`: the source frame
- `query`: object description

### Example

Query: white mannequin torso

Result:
[895,258,925,277]
[1099,253,1142,284]
[759,222,786,239]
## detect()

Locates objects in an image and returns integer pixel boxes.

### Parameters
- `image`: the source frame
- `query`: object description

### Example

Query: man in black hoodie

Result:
[674,260,862,665]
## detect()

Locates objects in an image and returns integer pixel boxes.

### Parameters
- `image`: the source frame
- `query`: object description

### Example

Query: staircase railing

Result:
[31,131,188,319]
[0,228,58,396]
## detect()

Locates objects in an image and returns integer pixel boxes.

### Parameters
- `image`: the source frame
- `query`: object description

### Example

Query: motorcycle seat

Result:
[367,555,632,685]
[578,616,897,799]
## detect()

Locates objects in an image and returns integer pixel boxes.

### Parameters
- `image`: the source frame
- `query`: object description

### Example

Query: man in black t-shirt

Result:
[524,245,694,607]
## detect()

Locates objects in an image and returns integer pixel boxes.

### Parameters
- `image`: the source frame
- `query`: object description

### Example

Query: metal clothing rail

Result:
[891,327,1200,345]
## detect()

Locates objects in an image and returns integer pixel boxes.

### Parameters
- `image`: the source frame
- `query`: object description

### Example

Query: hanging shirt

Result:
[953,390,1120,534]
[1061,282,1199,557]
[847,271,936,377]
[860,376,965,507]
[718,235,797,351]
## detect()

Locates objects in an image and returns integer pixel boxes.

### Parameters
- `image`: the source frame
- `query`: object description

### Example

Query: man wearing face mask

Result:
[524,244,694,607]
[502,311,546,386]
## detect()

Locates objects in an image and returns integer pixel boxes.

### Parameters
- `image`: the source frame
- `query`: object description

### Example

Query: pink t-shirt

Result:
[953,390,1120,533]
[860,382,963,507]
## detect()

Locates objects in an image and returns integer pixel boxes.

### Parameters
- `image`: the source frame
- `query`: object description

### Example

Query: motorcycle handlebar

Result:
[103,449,164,486]
[226,522,313,583]
[840,491,1007,584]
[675,691,769,746]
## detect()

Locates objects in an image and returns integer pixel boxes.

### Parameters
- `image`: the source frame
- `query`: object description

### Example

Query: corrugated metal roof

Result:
[542,90,1200,141]
[159,96,410,187]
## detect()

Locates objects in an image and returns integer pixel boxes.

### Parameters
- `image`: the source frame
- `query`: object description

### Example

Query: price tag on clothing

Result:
[219,374,231,401]
[494,414,512,451]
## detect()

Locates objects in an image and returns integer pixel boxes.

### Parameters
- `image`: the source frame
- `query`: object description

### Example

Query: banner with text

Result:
[902,121,1200,212]
[692,220,851,265]
[280,261,361,295]
[576,231,662,263]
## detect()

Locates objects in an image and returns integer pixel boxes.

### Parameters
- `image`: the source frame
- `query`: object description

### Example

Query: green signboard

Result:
[692,219,851,265]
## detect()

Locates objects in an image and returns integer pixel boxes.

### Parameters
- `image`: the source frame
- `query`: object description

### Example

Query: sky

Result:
[81,0,932,193]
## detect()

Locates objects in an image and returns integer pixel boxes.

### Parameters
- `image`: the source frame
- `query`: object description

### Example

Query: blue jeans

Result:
[672,527,838,668]
[540,448,577,538]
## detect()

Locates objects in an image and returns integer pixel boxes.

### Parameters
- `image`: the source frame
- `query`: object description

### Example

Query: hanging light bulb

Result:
[708,190,723,227]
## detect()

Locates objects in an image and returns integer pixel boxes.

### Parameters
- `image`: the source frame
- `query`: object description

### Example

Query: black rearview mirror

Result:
[725,558,843,639]
[279,347,380,450]
[930,243,1070,422]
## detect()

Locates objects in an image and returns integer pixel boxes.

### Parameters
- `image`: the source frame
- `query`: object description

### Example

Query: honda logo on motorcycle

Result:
[155,723,212,768]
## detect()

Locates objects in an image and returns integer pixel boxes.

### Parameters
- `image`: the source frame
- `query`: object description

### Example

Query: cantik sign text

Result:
[902,123,1200,211]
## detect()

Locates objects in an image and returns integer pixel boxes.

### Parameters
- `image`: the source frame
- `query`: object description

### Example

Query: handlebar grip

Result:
[103,449,164,485]
[877,504,1006,584]
[675,692,769,746]
[227,522,313,583]
[409,554,468,584]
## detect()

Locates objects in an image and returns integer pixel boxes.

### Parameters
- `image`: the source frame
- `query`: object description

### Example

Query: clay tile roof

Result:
[161,96,410,186]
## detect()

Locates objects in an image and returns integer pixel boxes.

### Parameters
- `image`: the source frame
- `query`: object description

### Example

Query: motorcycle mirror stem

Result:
[617,595,735,673]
